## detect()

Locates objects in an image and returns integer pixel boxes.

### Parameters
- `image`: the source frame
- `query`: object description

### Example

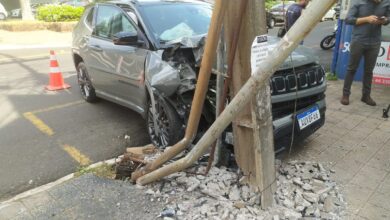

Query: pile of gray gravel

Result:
[141,160,346,220]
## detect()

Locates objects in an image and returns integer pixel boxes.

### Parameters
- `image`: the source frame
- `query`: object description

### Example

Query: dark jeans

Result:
[343,41,381,97]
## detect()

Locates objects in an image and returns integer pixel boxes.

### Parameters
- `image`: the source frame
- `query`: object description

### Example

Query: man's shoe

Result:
[340,95,349,105]
[361,96,376,106]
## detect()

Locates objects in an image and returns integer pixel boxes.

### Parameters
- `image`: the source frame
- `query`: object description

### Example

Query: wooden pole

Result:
[224,0,276,208]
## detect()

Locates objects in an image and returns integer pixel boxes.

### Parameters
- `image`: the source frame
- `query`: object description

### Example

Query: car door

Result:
[85,4,117,94]
[87,4,148,113]
[104,8,149,112]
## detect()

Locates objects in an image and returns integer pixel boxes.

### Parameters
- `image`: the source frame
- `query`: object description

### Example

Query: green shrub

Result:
[36,5,84,22]
[326,72,338,81]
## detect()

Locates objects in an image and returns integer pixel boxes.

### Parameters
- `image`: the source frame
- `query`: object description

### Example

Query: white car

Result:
[10,8,21,18]
[322,7,336,21]
[0,3,8,20]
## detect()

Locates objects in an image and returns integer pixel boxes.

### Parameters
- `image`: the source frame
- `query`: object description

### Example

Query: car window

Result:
[141,3,211,43]
[85,7,94,27]
[95,5,136,39]
[111,12,137,36]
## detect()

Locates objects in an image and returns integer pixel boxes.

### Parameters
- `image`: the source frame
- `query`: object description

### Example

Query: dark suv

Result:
[72,0,326,151]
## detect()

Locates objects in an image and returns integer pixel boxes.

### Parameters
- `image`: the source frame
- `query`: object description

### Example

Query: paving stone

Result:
[29,200,66,219]
[20,191,53,210]
[47,181,83,209]
[317,147,346,164]
[0,202,28,220]
[332,163,359,185]
[358,203,390,220]
[367,191,390,211]
[377,174,390,195]
[343,184,374,214]
[350,165,388,190]
[11,210,34,220]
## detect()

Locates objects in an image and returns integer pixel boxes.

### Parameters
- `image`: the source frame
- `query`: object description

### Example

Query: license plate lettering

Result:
[297,106,321,130]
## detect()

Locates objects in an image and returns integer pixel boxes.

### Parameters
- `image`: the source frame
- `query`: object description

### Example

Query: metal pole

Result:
[136,0,337,185]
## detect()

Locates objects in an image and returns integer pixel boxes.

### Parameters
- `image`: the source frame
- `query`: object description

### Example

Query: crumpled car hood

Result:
[162,35,206,49]
[146,35,319,97]
[161,35,319,71]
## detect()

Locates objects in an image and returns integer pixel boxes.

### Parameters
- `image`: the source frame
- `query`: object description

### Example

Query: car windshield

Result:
[141,3,211,43]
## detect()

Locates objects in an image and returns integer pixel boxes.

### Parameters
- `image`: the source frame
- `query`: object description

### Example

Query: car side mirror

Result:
[113,32,138,46]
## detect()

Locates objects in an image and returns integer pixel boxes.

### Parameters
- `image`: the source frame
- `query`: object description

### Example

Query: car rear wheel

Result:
[77,62,98,102]
[147,97,182,149]
[0,13,6,20]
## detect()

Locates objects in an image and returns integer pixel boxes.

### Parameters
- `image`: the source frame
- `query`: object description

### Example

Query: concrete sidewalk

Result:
[282,80,390,219]
[0,30,71,49]
[0,80,389,220]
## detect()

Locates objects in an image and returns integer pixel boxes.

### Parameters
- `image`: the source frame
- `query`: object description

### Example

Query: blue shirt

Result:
[346,0,390,45]
[286,3,304,31]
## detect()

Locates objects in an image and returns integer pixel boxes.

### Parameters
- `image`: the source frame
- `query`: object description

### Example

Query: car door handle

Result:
[89,45,103,52]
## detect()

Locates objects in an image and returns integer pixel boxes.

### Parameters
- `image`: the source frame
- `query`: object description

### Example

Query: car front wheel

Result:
[0,13,6,20]
[147,97,182,149]
[77,62,98,102]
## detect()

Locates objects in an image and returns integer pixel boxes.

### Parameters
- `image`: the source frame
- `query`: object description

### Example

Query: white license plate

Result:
[297,106,321,130]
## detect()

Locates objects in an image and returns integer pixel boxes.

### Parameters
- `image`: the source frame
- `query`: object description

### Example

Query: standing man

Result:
[341,0,390,106]
[286,0,310,31]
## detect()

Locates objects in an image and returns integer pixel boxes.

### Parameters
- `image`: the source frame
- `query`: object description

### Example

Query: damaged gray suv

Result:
[72,0,326,151]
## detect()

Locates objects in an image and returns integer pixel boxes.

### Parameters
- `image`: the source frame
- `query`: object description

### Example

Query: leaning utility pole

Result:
[224,0,275,208]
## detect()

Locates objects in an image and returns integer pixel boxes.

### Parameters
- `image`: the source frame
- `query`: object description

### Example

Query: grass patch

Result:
[75,163,116,179]
[326,72,338,81]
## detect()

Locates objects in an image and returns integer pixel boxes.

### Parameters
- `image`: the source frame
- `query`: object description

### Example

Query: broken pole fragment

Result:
[135,0,337,186]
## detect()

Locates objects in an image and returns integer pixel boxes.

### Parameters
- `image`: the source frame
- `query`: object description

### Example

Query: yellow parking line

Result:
[23,112,54,136]
[62,144,92,166]
[31,100,84,114]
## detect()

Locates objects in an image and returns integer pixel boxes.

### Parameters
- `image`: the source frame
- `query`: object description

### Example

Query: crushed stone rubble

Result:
[139,160,346,220]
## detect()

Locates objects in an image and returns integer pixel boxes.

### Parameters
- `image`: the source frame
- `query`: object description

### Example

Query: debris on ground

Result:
[115,145,159,179]
[137,160,346,220]
[114,145,346,219]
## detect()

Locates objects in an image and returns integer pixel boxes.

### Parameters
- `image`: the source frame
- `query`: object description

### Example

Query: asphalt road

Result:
[0,20,335,201]
[0,48,150,201]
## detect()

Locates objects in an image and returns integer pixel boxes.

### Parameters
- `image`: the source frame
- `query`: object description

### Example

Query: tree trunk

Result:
[20,0,34,20]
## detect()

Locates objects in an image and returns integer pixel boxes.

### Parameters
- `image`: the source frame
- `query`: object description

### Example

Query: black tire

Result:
[320,35,336,50]
[147,97,182,149]
[77,62,98,102]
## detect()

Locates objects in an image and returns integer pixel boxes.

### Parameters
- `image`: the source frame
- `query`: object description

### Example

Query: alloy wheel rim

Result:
[78,67,91,98]
[148,102,170,148]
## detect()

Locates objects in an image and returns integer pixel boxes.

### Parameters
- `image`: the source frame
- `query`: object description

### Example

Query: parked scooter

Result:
[320,23,338,50]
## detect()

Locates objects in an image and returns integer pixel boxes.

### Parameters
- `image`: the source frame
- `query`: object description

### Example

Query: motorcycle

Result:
[320,23,338,50]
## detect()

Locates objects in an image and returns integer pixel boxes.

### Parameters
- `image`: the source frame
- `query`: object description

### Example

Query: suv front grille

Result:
[272,93,325,119]
[270,64,325,95]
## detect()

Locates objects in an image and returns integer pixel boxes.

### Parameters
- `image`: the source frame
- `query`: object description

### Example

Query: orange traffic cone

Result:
[45,50,71,91]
